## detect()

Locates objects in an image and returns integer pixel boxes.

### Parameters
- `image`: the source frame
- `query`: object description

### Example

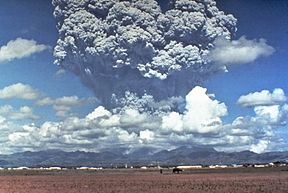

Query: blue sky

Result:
[0,0,96,122]
[206,0,288,120]
[0,0,287,154]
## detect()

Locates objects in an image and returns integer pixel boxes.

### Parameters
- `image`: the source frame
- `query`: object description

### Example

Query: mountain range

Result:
[1,146,288,168]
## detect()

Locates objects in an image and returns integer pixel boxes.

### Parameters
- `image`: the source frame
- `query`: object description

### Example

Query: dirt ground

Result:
[0,168,287,193]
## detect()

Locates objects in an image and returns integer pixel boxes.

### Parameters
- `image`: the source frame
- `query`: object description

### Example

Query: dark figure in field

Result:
[172,168,183,174]
[160,169,163,174]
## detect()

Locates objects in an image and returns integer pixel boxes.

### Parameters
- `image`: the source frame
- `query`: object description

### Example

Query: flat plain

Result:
[0,167,287,193]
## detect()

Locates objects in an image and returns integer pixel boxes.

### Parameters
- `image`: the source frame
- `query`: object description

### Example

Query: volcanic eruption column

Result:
[52,0,237,107]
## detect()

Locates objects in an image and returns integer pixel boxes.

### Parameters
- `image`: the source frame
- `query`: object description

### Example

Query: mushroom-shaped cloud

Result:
[52,0,237,106]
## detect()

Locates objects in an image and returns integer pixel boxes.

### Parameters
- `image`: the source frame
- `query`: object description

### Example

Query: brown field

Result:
[0,167,287,193]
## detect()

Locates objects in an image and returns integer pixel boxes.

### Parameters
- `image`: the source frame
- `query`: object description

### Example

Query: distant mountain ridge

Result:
[1,146,288,167]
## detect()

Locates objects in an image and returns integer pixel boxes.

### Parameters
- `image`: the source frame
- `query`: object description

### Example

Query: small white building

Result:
[209,165,228,169]
[77,167,89,170]
[13,167,30,170]
[48,167,62,170]
[232,164,243,168]
[177,165,202,169]
[254,164,266,168]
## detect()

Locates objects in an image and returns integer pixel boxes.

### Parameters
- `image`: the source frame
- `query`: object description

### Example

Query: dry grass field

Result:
[0,167,287,193]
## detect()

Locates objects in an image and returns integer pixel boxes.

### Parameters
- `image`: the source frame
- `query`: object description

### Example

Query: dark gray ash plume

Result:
[52,0,237,106]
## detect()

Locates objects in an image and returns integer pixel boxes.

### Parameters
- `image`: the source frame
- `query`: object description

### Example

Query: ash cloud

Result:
[52,0,237,105]
[47,0,283,154]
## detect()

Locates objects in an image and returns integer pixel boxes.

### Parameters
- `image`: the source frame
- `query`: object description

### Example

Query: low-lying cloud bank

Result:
[2,86,287,154]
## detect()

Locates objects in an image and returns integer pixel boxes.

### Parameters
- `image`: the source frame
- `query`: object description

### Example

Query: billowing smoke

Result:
[52,0,237,106]
[47,0,282,154]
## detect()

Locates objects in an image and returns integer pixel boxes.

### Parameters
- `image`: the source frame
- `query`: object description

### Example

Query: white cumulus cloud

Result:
[0,38,49,63]
[254,105,281,123]
[2,86,288,154]
[0,83,40,100]
[238,88,286,107]
[37,96,96,118]
[0,105,39,120]
[162,86,227,134]
[209,36,275,65]
[250,140,270,154]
